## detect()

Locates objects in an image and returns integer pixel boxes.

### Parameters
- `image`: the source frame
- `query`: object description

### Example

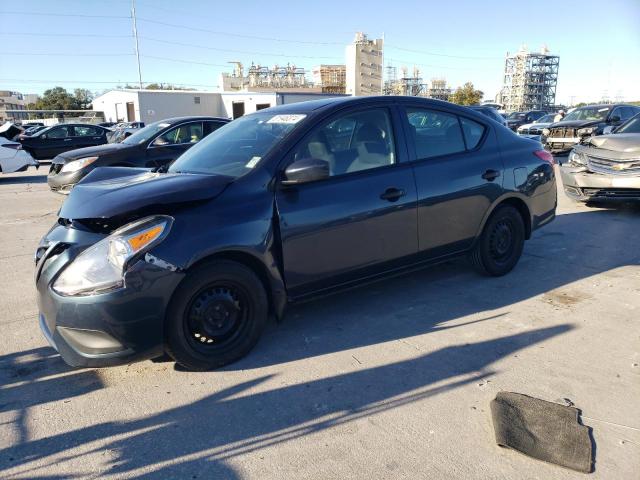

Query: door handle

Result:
[482,169,500,181]
[63,138,72,141]
[380,187,406,202]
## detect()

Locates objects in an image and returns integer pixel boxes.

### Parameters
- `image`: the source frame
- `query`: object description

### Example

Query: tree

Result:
[450,82,484,106]
[33,86,92,110]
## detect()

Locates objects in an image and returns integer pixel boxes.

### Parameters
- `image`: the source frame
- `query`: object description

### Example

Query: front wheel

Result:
[469,205,525,276]
[165,260,268,371]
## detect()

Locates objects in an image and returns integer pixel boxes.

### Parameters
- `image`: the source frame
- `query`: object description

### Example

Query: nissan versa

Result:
[35,97,557,371]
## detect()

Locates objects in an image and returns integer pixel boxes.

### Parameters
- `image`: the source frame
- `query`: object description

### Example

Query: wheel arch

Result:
[185,249,287,320]
[478,194,532,241]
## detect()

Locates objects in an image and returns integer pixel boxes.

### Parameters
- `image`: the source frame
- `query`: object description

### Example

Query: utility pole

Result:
[131,0,143,89]
[380,32,385,95]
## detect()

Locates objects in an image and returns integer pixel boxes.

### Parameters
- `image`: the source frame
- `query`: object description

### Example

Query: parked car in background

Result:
[602,112,640,135]
[21,125,47,136]
[0,137,39,173]
[468,106,507,126]
[517,113,556,138]
[107,121,146,143]
[18,124,110,160]
[505,110,549,131]
[543,104,640,154]
[48,116,229,193]
[35,97,557,370]
[560,125,640,203]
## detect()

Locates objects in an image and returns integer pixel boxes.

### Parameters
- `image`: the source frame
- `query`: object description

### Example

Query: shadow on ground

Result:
[1,206,639,477]
[0,173,48,185]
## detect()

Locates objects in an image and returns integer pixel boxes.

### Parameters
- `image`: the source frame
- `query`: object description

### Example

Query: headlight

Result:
[542,128,550,136]
[577,127,596,137]
[60,156,98,173]
[53,215,173,296]
[568,150,586,166]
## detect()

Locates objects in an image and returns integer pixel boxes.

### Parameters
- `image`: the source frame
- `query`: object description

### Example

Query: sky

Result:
[1,0,639,105]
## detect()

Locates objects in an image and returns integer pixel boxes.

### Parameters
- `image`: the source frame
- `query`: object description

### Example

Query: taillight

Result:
[533,149,554,165]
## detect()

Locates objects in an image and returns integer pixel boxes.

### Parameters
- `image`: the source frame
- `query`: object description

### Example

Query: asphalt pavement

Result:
[0,167,638,479]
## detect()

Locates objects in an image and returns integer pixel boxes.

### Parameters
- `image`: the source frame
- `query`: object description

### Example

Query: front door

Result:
[401,105,504,257]
[40,125,74,158]
[275,106,418,297]
[71,125,104,149]
[146,121,204,168]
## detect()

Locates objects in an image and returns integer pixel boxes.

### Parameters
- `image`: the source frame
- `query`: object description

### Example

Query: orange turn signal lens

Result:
[126,225,164,251]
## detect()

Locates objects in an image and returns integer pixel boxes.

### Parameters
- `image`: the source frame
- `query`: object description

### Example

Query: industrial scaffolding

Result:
[501,47,559,112]
[383,66,427,96]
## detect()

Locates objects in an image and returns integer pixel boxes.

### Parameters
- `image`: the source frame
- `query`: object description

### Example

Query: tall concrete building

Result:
[0,91,27,122]
[346,32,384,96]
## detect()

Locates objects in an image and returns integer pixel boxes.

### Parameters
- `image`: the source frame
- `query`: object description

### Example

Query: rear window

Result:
[460,117,485,149]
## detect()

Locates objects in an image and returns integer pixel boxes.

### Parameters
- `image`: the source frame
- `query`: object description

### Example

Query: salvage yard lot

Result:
[0,169,638,479]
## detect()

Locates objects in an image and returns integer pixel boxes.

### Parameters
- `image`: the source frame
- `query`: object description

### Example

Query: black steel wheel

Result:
[469,205,525,276]
[165,260,268,371]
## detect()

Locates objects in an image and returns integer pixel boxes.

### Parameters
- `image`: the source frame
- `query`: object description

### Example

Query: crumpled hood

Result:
[587,133,640,153]
[59,167,233,219]
[55,142,132,162]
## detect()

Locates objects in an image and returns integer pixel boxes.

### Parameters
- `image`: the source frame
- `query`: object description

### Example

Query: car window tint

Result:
[155,122,203,146]
[204,121,225,136]
[460,117,485,149]
[74,126,99,137]
[47,126,70,139]
[293,108,396,177]
[405,108,465,159]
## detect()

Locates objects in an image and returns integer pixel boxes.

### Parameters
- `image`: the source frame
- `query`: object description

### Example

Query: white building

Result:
[92,89,345,123]
[346,32,384,96]
[0,91,27,122]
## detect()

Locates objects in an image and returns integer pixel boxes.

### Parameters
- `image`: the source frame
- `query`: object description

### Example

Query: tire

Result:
[469,205,525,277]
[165,260,268,371]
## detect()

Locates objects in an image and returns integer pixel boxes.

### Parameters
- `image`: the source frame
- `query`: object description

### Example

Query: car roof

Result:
[151,116,230,124]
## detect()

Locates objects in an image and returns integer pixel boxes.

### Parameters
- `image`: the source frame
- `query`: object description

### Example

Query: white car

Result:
[0,136,39,173]
[517,113,556,138]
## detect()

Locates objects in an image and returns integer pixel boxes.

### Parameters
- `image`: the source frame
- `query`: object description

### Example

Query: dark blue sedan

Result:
[35,96,557,370]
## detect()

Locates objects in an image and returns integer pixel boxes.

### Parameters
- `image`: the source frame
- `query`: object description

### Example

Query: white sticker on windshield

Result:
[598,108,609,112]
[158,123,171,127]
[266,114,306,124]
[246,156,261,169]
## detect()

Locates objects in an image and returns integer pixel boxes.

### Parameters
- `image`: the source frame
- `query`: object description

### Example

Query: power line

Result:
[0,78,219,88]
[0,53,135,57]
[139,36,343,60]
[0,11,130,19]
[386,44,502,60]
[140,54,229,68]
[0,32,132,38]
[136,17,344,45]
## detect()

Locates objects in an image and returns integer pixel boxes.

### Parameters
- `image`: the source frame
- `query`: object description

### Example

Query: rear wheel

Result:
[165,260,268,371]
[469,205,525,276]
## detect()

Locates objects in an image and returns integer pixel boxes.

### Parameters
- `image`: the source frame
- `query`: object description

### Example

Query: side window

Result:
[73,126,99,137]
[292,108,396,177]
[460,117,486,150]
[204,121,225,136]
[47,126,70,139]
[620,107,635,121]
[405,108,466,159]
[154,122,204,146]
[610,107,624,121]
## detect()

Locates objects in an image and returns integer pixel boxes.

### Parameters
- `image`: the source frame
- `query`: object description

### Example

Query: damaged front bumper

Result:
[35,223,184,367]
[560,165,640,202]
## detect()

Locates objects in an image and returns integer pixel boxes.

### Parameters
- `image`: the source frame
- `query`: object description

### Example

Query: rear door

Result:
[40,125,73,158]
[275,105,419,297]
[146,121,204,168]
[401,105,504,257]
[71,125,105,149]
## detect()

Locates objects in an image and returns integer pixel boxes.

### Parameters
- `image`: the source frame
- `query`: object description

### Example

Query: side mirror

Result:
[282,158,329,186]
[609,115,621,124]
[602,125,614,135]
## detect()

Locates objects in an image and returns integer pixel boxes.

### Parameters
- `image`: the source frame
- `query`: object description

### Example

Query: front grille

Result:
[583,188,640,199]
[49,163,63,175]
[587,154,640,176]
[549,127,575,138]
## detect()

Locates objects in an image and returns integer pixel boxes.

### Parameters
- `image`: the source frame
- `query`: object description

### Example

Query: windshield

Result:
[564,107,610,122]
[615,114,640,134]
[168,112,306,178]
[122,121,173,145]
[535,114,555,123]
[507,112,525,120]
